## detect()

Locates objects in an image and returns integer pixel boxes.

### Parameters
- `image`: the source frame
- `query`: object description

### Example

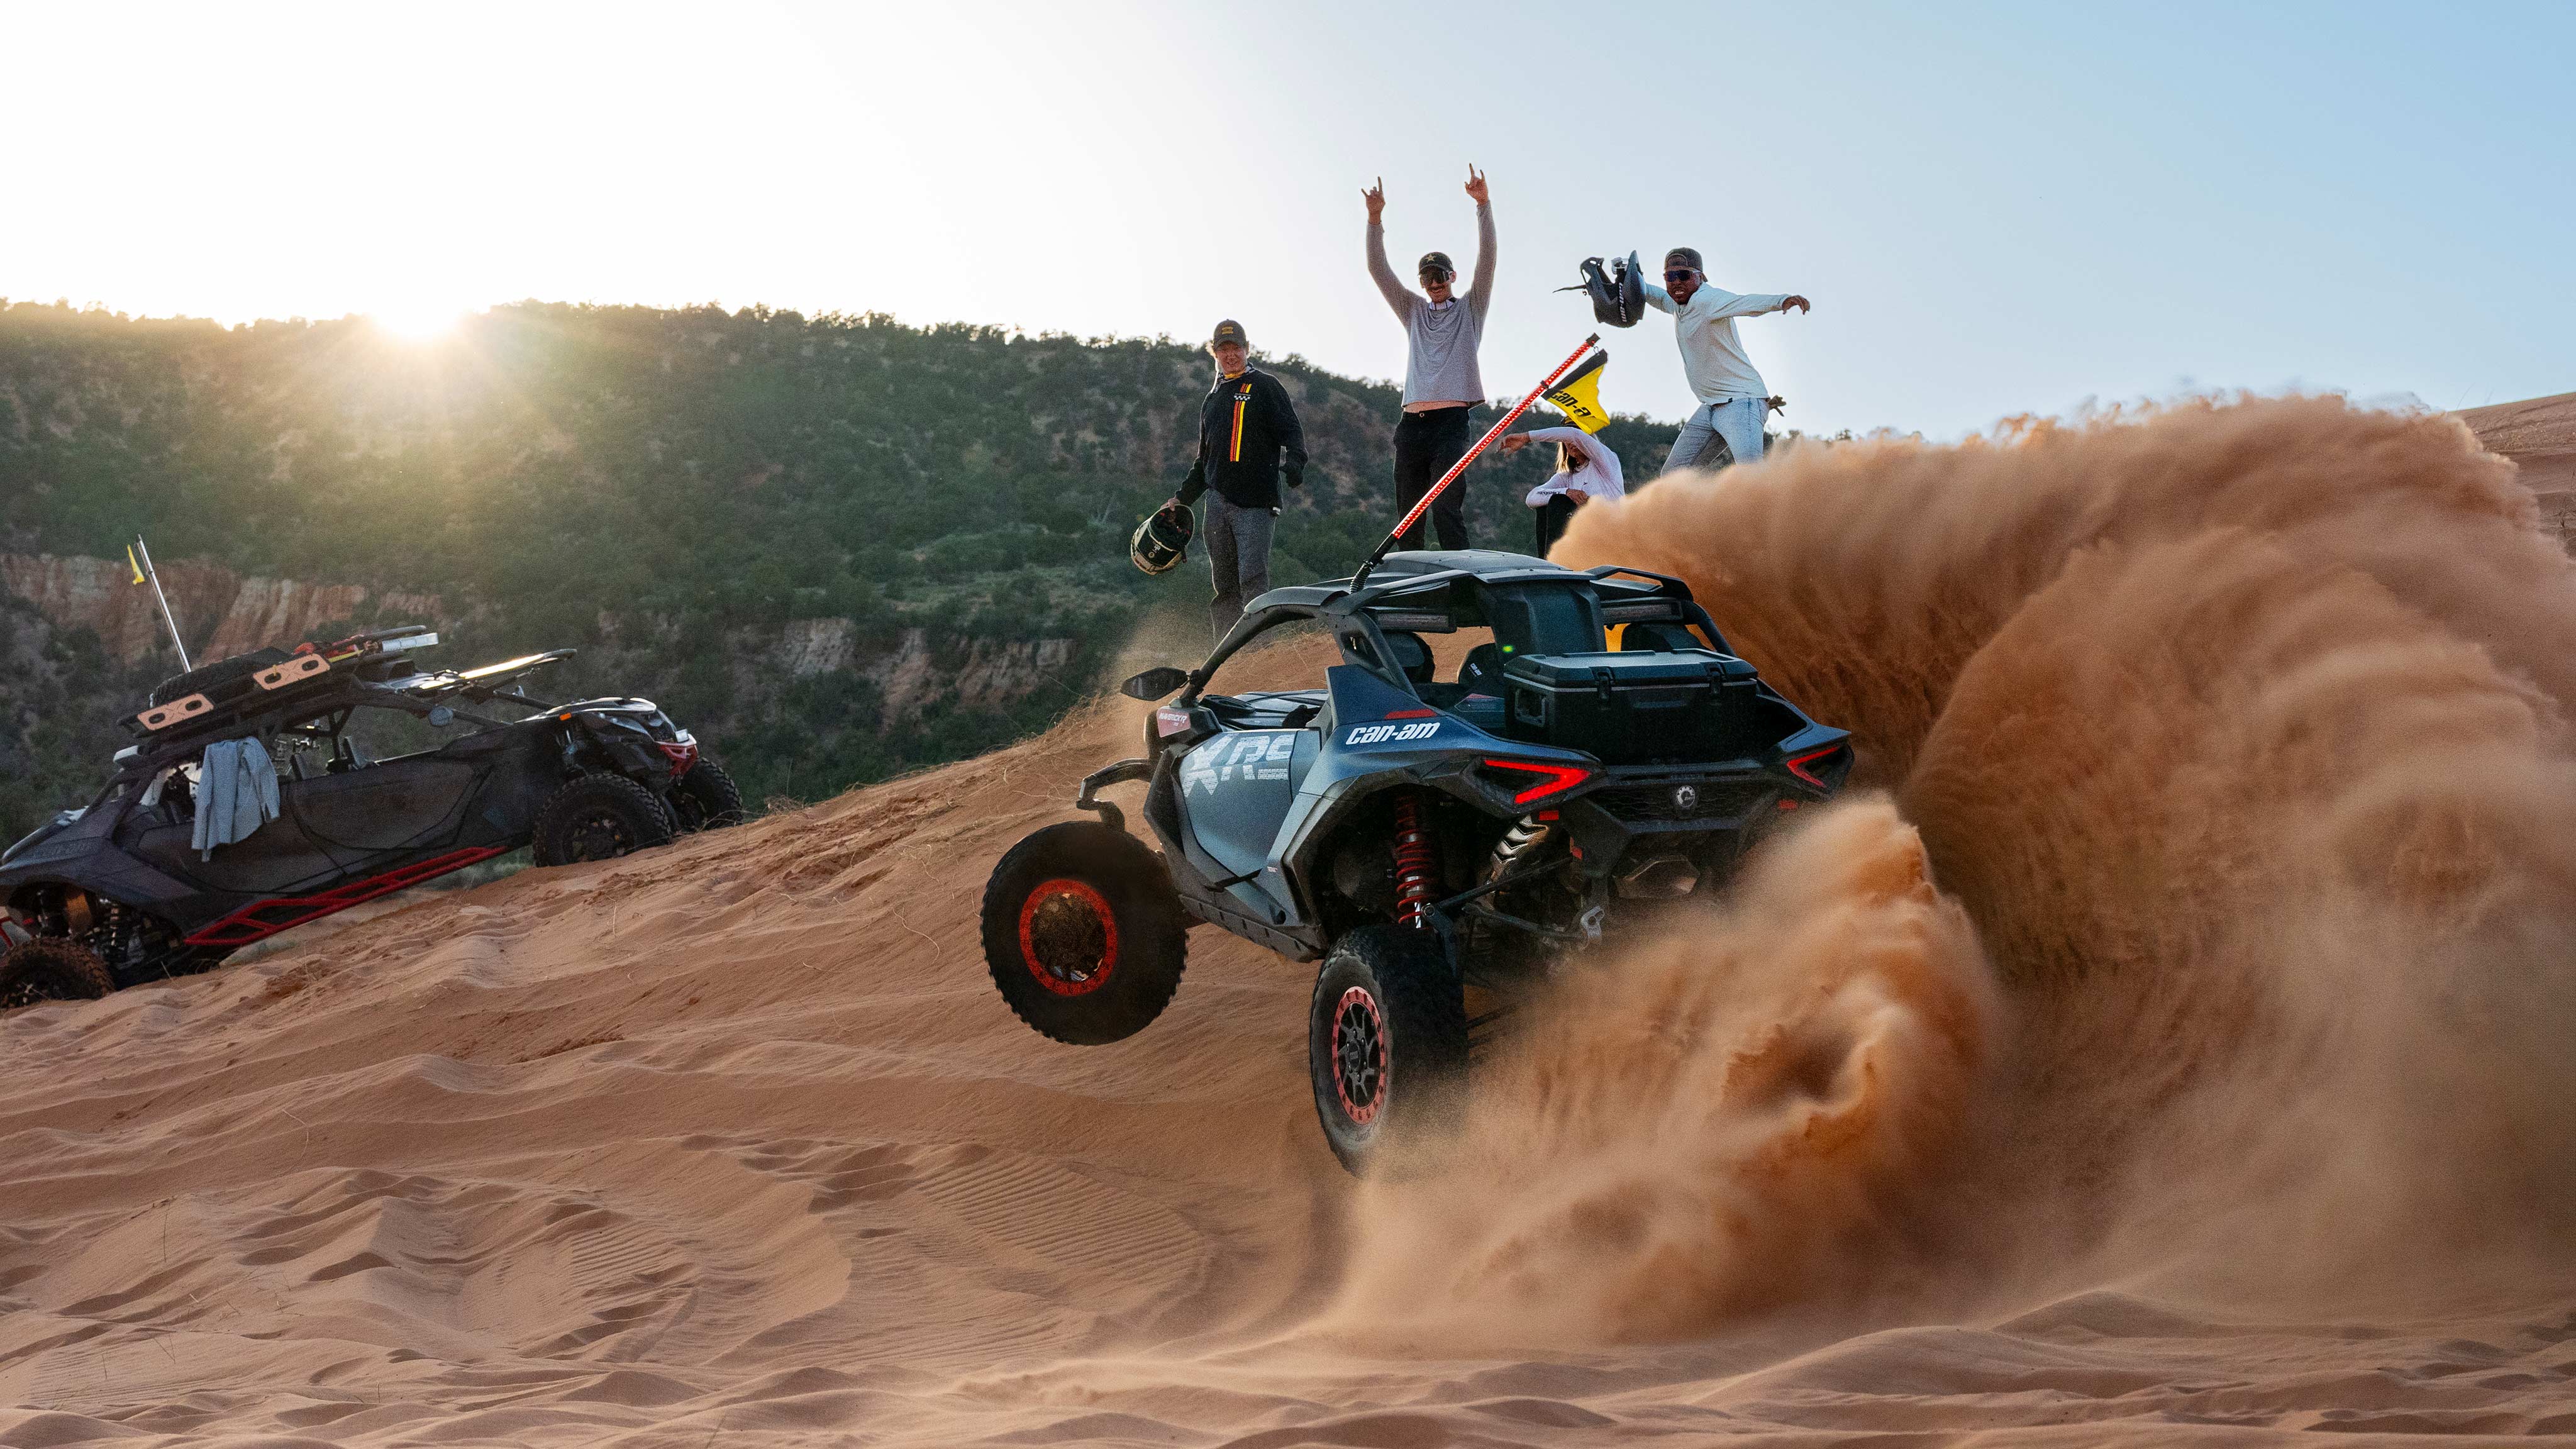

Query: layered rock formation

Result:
[0,553,441,667]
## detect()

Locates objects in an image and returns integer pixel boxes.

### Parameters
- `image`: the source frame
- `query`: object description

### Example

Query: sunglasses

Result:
[1663,270,1698,285]
[1419,271,1454,284]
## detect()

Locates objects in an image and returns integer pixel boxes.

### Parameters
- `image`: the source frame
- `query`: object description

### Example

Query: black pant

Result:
[1532,496,1577,556]
[1393,406,1473,551]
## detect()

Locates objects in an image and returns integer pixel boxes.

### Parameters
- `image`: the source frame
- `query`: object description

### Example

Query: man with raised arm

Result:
[1645,247,1809,477]
[1365,165,1496,550]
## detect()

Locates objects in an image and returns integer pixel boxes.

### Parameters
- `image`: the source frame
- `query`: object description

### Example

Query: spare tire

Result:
[1,937,116,1010]
[152,648,290,707]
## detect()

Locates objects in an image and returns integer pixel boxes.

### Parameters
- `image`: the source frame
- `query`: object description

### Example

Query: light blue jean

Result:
[1662,396,1768,476]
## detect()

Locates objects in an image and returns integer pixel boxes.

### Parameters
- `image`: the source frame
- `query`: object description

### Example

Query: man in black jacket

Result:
[1172,319,1307,639]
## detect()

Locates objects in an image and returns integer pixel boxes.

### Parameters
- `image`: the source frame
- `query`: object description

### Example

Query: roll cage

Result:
[82,651,579,815]
[1175,553,1740,708]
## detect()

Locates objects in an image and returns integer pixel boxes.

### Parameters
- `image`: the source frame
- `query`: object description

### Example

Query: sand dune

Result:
[2461,389,2576,494]
[6,396,2576,1444]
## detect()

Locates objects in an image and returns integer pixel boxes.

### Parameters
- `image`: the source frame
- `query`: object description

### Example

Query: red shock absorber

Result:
[1390,792,1440,929]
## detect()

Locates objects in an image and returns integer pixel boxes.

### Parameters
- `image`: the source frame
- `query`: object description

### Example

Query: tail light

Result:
[1784,743,1850,791]
[1478,757,1597,806]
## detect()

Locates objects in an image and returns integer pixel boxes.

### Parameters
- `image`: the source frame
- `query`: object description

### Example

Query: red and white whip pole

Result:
[1356,332,1602,584]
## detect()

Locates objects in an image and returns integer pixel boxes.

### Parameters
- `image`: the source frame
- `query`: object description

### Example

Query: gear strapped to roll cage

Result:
[1352,333,1603,591]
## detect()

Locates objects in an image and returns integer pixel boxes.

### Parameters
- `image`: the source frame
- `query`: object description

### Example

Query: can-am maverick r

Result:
[982,550,1851,1174]
[0,626,743,1008]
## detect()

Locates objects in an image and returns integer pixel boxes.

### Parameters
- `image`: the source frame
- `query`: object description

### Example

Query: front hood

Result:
[557,697,686,745]
[1,807,85,869]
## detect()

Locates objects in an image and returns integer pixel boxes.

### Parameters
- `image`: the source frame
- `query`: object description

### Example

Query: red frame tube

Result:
[1372,333,1603,562]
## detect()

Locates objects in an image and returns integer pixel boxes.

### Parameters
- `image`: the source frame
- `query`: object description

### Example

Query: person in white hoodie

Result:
[1501,425,1624,555]
[1645,246,1808,477]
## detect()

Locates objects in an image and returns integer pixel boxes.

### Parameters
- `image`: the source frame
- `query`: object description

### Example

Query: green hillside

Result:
[0,299,1684,838]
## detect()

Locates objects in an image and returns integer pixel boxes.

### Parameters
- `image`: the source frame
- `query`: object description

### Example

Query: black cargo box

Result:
[1500,649,1770,765]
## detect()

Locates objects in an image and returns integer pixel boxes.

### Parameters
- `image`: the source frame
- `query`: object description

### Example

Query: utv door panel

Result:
[128,813,346,896]
[291,759,479,854]
[1176,729,1316,890]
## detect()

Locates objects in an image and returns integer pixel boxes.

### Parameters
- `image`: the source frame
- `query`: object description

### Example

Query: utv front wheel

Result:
[982,821,1186,1045]
[669,759,746,832]
[533,774,677,866]
[1309,925,1467,1175]
[0,937,116,1010]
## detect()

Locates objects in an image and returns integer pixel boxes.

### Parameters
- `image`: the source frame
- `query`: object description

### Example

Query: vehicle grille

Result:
[1587,778,1770,824]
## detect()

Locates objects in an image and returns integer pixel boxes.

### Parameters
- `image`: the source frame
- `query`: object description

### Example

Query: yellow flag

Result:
[127,544,145,584]
[1540,348,1611,433]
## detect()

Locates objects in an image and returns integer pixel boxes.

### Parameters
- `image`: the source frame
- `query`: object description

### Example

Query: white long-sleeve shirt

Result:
[1519,426,1625,506]
[1642,279,1791,403]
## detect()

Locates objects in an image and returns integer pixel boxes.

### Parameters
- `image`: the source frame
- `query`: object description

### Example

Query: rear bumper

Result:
[1557,765,1809,883]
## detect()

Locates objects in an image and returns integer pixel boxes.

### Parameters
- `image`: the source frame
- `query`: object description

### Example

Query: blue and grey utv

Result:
[982,550,1852,1174]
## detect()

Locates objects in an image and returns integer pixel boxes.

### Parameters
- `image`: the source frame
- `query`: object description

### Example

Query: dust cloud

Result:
[1343,396,2576,1345]
[9,396,2576,1443]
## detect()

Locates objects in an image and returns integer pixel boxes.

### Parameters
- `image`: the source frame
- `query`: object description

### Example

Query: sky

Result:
[5,1,2569,440]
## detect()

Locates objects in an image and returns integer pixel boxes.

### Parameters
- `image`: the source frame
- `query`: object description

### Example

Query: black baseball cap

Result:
[1209,319,1248,348]
[1418,251,1455,279]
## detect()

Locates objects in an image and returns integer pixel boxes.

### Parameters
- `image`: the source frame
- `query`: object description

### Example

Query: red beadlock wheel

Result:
[1330,985,1389,1125]
[1018,878,1119,997]
[982,821,1187,1046]
[1307,924,1467,1176]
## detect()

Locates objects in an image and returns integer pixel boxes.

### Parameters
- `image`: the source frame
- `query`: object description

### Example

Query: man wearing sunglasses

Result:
[1644,247,1809,476]
[1364,165,1496,550]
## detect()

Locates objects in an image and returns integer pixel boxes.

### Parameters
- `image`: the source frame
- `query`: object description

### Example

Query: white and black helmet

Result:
[1130,501,1196,575]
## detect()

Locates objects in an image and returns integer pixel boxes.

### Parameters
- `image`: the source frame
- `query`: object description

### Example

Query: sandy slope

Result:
[2462,389,2576,494]
[6,396,2576,1445]
[9,701,2570,1446]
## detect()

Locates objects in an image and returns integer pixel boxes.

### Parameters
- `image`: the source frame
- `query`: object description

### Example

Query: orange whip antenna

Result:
[1353,333,1602,589]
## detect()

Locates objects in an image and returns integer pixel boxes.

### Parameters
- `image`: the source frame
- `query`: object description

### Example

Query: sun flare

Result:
[370,300,466,340]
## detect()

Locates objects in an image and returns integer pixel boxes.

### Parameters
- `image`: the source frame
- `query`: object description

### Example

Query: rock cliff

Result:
[0,553,441,668]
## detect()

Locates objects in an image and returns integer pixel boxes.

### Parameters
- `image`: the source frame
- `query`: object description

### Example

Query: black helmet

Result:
[1575,252,1646,328]
[1130,500,1196,575]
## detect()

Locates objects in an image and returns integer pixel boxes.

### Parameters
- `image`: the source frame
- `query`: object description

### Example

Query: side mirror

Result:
[1119,666,1191,701]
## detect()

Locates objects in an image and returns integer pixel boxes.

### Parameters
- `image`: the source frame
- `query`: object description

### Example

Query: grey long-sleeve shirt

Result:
[1366,201,1496,408]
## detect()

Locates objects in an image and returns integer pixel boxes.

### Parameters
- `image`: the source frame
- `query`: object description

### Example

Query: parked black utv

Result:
[983,551,1852,1174]
[0,627,743,1008]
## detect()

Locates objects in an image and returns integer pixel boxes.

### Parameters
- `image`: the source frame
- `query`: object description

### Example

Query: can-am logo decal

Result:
[1343,721,1441,747]
[1181,731,1296,796]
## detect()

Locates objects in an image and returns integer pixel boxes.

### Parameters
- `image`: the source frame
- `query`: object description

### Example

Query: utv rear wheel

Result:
[1309,925,1467,1176]
[533,774,677,866]
[0,937,116,1009]
[669,759,746,832]
[982,821,1187,1045]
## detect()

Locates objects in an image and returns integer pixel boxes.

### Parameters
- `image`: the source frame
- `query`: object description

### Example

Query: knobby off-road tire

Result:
[982,821,1187,1046]
[669,759,747,833]
[1308,924,1468,1176]
[532,774,677,866]
[0,936,116,1009]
